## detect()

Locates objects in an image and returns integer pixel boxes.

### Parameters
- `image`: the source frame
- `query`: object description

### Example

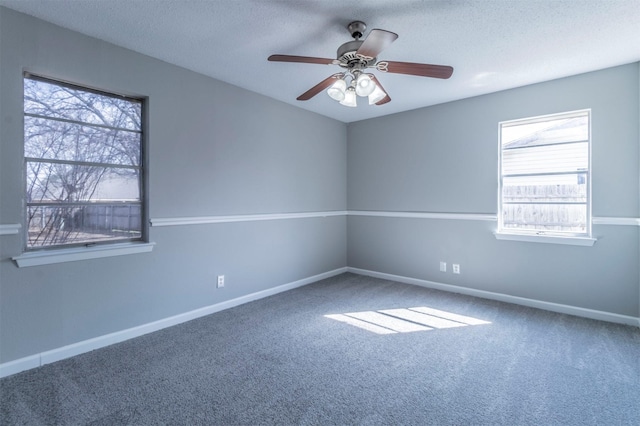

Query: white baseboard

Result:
[347,267,640,327]
[0,267,348,379]
[0,355,41,379]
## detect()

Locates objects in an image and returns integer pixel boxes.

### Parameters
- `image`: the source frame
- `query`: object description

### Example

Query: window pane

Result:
[27,162,140,203]
[24,78,141,130]
[27,204,142,248]
[499,110,590,237]
[502,173,587,203]
[23,75,144,250]
[502,142,588,175]
[502,115,588,148]
[25,116,141,166]
[502,203,587,233]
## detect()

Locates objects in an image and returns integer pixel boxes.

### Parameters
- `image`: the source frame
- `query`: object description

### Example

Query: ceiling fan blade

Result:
[377,61,453,79]
[368,75,391,105]
[268,54,336,65]
[356,29,398,59]
[297,74,342,101]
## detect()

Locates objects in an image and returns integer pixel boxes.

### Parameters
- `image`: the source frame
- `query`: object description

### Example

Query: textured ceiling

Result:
[1,0,639,123]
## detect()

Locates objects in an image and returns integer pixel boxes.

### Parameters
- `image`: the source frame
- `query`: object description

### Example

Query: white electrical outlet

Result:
[453,264,460,274]
[439,261,447,272]
[217,275,225,288]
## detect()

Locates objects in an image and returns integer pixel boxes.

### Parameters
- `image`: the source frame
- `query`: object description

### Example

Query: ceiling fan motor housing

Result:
[337,40,376,69]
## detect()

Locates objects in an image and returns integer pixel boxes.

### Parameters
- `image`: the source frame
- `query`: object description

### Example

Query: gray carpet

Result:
[1,273,639,425]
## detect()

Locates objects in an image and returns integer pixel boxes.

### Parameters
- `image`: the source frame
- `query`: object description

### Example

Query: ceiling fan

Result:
[268,21,454,107]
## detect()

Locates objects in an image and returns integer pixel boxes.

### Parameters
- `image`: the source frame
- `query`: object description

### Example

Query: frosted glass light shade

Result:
[355,73,375,97]
[327,79,347,101]
[340,88,357,107]
[368,85,387,105]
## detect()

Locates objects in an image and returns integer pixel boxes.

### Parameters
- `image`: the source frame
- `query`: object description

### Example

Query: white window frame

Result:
[496,109,596,246]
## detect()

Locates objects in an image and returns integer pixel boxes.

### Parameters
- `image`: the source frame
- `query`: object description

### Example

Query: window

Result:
[23,74,144,250]
[498,110,591,240]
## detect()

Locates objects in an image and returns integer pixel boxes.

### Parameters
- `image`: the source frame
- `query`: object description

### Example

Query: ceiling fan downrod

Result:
[347,21,366,39]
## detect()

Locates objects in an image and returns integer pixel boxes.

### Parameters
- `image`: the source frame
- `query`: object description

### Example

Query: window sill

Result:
[494,232,596,246]
[12,242,155,268]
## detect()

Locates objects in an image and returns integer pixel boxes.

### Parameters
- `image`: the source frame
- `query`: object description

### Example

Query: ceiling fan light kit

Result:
[368,83,388,105]
[268,21,454,108]
[355,72,375,96]
[327,78,347,101]
[340,87,357,107]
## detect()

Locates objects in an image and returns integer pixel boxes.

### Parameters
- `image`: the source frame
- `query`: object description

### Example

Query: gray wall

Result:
[0,8,347,363]
[348,63,640,317]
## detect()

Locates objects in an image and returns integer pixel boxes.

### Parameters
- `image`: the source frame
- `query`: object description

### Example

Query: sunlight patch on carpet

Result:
[325,307,491,334]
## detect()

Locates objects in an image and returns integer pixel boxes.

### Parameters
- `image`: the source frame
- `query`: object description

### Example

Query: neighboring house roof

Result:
[503,116,587,150]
